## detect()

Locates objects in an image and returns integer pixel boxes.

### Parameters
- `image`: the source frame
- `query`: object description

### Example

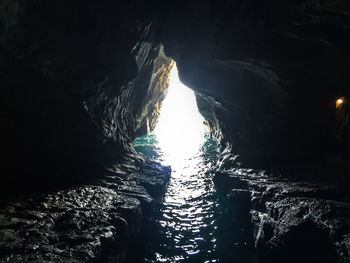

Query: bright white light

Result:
[154,63,206,165]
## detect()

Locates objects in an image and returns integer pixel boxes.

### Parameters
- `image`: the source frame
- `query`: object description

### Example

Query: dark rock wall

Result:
[213,155,350,263]
[133,44,173,136]
[2,0,350,191]
[1,1,350,262]
[1,1,172,195]
[0,4,173,260]
[155,0,350,166]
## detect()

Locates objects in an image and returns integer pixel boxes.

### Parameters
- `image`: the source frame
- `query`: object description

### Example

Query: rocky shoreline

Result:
[2,149,349,263]
[214,165,350,263]
[0,153,170,263]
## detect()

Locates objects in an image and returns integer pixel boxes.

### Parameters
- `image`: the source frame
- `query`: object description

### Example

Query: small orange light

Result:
[336,98,344,107]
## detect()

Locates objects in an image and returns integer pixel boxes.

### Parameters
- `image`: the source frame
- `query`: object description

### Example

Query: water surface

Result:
[134,133,255,262]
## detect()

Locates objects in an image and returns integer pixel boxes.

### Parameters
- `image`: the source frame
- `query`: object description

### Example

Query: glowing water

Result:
[134,134,226,262]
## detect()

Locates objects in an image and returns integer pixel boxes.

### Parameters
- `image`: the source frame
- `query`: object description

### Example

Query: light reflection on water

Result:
[133,62,254,262]
[134,133,256,263]
[134,133,224,262]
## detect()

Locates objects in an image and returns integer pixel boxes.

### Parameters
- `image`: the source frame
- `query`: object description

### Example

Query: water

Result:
[133,133,255,262]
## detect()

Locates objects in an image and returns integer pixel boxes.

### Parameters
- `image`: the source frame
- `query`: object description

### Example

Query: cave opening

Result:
[153,62,207,164]
[133,62,255,262]
[2,1,350,262]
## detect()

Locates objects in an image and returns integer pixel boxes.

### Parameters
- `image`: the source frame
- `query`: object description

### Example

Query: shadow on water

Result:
[132,133,257,263]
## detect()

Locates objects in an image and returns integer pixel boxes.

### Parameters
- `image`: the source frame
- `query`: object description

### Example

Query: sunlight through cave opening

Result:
[153,63,207,165]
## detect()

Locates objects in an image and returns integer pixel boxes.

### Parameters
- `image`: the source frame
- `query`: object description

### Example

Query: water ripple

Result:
[134,134,255,262]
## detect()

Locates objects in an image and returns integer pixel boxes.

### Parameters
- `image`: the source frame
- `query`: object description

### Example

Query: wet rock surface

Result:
[0,153,170,263]
[0,1,173,197]
[1,1,350,262]
[214,158,350,263]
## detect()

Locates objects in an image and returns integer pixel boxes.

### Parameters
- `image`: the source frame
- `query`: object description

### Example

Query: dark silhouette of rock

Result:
[1,0,350,262]
[0,153,170,262]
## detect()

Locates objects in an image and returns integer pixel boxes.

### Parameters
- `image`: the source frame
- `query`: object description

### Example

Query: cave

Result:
[1,1,350,262]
